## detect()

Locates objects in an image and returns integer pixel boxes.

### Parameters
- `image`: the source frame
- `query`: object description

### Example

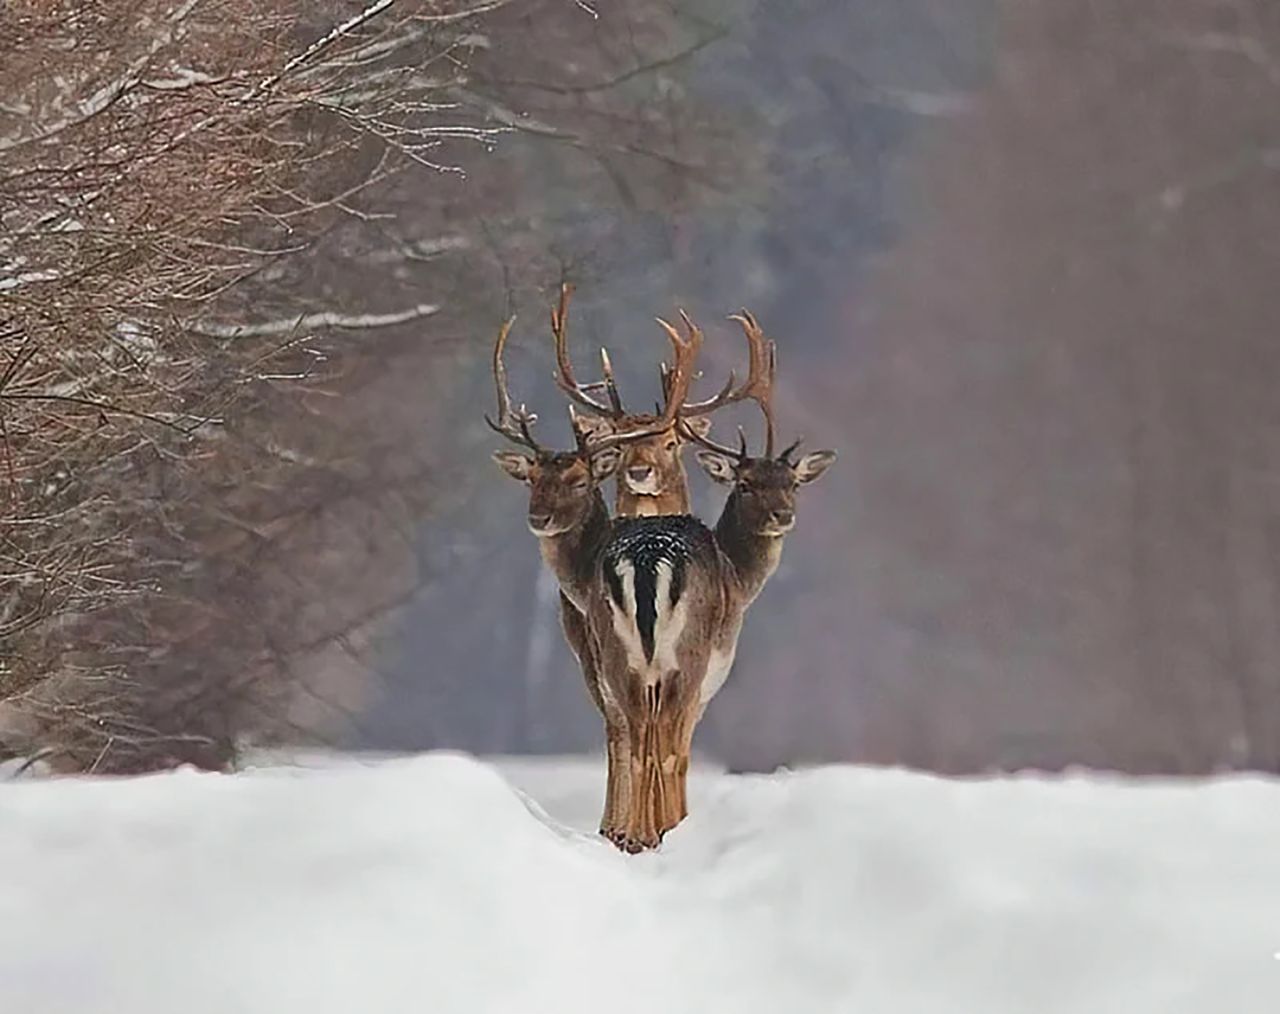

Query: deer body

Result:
[488,293,709,846]
[543,289,729,846]
[491,447,641,843]
[489,290,836,853]
[585,516,717,849]
[585,447,836,850]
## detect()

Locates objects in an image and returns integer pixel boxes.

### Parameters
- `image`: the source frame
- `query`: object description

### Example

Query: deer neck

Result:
[714,490,785,605]
[537,490,611,611]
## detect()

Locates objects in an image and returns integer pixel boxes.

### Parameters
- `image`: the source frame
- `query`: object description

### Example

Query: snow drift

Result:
[1,752,1277,1013]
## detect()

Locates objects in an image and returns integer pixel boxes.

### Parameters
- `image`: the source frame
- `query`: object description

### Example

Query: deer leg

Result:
[648,682,673,841]
[642,682,664,847]
[562,596,629,843]
[653,678,687,837]
[600,711,631,844]
[674,701,706,824]
[619,681,662,852]
[623,720,650,852]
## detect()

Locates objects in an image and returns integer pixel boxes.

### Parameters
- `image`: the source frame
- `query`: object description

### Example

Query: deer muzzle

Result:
[624,465,660,495]
[765,508,795,534]
[527,511,556,534]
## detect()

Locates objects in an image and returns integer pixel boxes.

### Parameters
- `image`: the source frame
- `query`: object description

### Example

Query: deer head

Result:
[550,286,770,514]
[573,410,712,503]
[693,437,837,537]
[486,315,660,536]
[492,446,622,536]
[681,312,836,538]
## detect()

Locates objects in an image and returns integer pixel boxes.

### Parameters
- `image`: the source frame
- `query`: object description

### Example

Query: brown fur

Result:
[584,447,836,850]
[496,294,804,851]
[493,446,640,843]
[567,412,716,846]
[572,413,712,518]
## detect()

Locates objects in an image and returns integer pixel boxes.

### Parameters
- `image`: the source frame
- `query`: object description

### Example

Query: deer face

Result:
[493,448,621,536]
[696,449,836,537]
[573,414,711,498]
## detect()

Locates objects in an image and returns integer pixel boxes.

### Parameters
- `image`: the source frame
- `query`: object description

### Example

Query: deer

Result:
[487,308,703,846]
[548,283,760,518]
[581,310,837,850]
[542,287,783,843]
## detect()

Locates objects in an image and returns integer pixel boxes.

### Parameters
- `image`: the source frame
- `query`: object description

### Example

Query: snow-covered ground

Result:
[1,752,1278,1014]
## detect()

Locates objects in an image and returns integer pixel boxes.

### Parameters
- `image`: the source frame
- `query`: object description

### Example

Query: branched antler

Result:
[652,309,704,428]
[488,309,672,457]
[553,285,717,430]
[484,316,546,453]
[681,421,753,462]
[551,284,619,416]
[548,289,776,451]
[678,309,783,459]
[682,310,776,434]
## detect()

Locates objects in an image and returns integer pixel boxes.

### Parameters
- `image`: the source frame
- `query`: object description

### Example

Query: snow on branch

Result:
[190,303,440,339]
[247,0,401,101]
[0,0,203,153]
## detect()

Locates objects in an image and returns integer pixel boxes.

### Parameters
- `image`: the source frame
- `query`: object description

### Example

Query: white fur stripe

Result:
[606,559,646,673]
[651,560,688,677]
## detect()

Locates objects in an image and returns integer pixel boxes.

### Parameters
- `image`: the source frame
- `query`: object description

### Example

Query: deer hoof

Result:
[600,832,647,854]
[619,831,661,853]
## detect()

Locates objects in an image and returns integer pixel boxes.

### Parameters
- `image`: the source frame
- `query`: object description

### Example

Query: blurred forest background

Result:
[3,0,1278,775]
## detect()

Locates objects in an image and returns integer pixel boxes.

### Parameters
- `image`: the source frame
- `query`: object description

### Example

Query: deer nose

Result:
[627,466,653,482]
[528,511,553,531]
[770,508,795,528]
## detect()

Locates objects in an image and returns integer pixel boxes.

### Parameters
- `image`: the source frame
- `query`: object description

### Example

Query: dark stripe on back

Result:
[633,564,658,663]
[602,516,715,664]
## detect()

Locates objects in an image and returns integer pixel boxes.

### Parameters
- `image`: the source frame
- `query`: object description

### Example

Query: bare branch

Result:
[189,303,439,339]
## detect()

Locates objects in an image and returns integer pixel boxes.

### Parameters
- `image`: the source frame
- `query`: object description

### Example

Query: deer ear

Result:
[590,448,622,481]
[794,449,837,485]
[681,416,713,439]
[695,450,736,485]
[492,450,534,483]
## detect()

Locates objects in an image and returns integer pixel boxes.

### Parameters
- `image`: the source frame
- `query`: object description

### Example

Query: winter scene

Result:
[3,2,1279,1012]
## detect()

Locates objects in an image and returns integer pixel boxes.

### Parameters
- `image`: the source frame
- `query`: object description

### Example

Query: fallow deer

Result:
[537,282,768,829]
[487,310,702,845]
[548,284,766,518]
[545,289,781,842]
[582,312,837,850]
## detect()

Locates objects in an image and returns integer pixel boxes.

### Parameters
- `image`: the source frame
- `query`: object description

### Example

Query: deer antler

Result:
[484,316,547,453]
[652,309,705,427]
[551,283,623,417]
[680,419,752,461]
[677,309,781,458]
[673,309,776,440]
[487,310,671,458]
[776,437,804,464]
[549,290,775,451]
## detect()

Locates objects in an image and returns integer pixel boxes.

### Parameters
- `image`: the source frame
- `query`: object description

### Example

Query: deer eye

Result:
[572,479,589,492]
[665,441,677,452]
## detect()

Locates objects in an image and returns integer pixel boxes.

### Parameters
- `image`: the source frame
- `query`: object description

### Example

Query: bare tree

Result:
[0,0,506,770]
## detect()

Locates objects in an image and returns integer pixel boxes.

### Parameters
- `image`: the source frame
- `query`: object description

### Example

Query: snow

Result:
[1,751,1278,1014]
[0,268,59,291]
